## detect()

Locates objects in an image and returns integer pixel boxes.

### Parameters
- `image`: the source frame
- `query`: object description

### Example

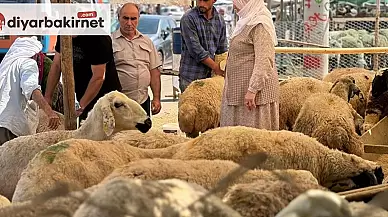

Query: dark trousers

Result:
[0,127,17,146]
[141,96,151,117]
[179,76,192,93]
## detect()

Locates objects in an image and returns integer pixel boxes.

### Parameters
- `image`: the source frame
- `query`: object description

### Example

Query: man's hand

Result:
[213,64,225,77]
[244,90,257,111]
[47,110,61,130]
[75,107,84,117]
[151,99,161,115]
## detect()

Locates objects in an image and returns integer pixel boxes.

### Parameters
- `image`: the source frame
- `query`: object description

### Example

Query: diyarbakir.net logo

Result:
[0,3,111,35]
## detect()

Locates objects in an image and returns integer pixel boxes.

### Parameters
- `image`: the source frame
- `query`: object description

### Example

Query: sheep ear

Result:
[101,102,115,137]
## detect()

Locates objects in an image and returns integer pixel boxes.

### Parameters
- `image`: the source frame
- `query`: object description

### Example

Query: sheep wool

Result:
[178,75,224,138]
[0,184,95,217]
[292,92,364,156]
[0,195,10,208]
[0,90,152,201]
[279,77,333,130]
[323,67,374,83]
[72,178,242,217]
[170,126,384,192]
[99,158,321,198]
[11,138,180,202]
[36,110,65,133]
[110,129,190,149]
[222,178,327,217]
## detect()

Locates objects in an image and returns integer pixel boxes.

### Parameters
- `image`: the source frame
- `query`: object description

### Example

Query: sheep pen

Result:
[0,90,152,201]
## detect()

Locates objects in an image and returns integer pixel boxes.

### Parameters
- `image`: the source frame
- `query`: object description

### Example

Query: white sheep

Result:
[110,129,190,149]
[99,158,322,198]
[13,126,383,202]
[0,90,152,201]
[1,178,241,217]
[275,189,388,217]
[292,76,365,156]
[72,178,242,217]
[222,176,327,217]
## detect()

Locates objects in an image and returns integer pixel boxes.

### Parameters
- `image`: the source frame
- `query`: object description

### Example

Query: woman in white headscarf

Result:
[0,36,61,145]
[219,0,280,130]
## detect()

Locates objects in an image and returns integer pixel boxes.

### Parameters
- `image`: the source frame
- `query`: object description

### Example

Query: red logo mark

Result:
[0,13,5,31]
[77,11,97,19]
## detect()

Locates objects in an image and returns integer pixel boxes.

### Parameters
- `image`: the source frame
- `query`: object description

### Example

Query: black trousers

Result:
[141,96,151,117]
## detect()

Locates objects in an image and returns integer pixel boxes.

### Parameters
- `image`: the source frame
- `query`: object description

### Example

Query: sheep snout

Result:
[350,170,379,189]
[135,117,152,133]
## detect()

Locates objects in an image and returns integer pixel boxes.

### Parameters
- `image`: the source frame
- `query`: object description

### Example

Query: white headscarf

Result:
[0,36,42,87]
[231,0,278,46]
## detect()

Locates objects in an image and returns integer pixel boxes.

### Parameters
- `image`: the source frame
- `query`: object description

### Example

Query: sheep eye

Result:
[114,102,124,108]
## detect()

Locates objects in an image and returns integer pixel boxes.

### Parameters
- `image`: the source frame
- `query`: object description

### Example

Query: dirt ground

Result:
[148,75,181,133]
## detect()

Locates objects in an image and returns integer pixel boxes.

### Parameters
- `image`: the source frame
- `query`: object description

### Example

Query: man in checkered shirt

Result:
[179,0,228,93]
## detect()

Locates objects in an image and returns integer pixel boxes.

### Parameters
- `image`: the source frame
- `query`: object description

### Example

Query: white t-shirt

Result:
[0,58,41,136]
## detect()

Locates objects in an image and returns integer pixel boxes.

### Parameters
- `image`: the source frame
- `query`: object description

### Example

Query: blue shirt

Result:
[179,6,228,82]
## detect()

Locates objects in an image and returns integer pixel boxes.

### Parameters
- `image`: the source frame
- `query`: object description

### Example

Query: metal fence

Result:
[274,18,388,79]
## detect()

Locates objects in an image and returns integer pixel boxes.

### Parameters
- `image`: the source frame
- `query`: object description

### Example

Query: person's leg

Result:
[0,127,17,146]
[141,96,151,117]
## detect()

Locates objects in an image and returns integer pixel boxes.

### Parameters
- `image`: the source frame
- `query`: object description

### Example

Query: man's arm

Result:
[79,36,112,110]
[78,64,106,110]
[150,68,161,101]
[148,41,162,115]
[44,51,62,104]
[20,60,60,129]
[180,15,219,71]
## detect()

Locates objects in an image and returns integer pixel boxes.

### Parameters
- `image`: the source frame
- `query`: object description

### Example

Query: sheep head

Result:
[323,152,383,192]
[371,68,388,98]
[98,91,152,137]
[330,76,361,102]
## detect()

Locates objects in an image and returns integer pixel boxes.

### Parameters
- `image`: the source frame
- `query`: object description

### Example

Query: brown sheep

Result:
[178,76,224,138]
[170,126,383,192]
[338,72,374,118]
[279,77,332,130]
[293,76,365,156]
[323,67,374,83]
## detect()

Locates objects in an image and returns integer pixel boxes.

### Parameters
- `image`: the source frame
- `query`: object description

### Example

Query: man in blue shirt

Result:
[179,0,228,93]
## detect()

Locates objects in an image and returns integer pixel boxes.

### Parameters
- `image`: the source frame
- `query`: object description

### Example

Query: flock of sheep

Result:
[0,67,388,216]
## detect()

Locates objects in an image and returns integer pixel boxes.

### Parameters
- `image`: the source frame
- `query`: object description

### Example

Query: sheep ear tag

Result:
[101,105,115,137]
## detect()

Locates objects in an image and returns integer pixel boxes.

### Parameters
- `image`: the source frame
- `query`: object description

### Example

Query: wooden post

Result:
[373,0,381,71]
[59,0,77,130]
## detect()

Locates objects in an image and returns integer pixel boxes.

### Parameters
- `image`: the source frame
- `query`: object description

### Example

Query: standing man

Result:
[111,3,162,116]
[179,0,228,93]
[0,36,60,145]
[44,35,123,122]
